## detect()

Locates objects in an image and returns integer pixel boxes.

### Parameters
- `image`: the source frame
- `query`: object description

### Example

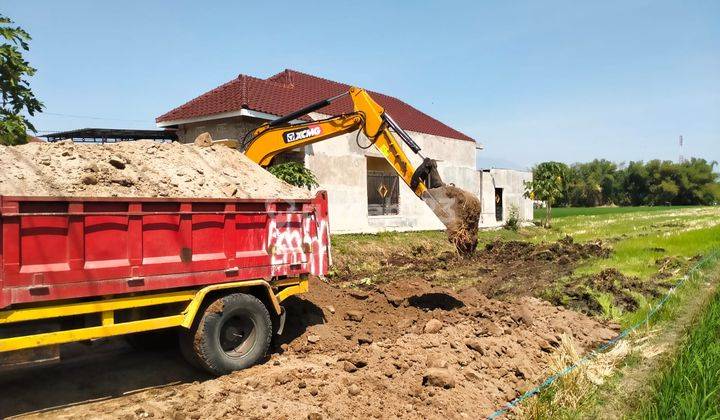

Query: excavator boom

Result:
[243,88,439,196]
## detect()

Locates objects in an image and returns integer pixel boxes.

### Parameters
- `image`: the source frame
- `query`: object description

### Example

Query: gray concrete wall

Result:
[175,117,261,143]
[478,169,533,227]
[175,114,533,233]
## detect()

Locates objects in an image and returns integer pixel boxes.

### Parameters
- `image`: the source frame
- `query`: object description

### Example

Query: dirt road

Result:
[0,340,207,418]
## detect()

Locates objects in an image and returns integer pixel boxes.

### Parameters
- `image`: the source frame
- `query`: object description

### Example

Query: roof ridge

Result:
[281,69,352,89]
[256,71,296,89]
[272,69,402,101]
[155,77,246,122]
[282,70,428,113]
[266,69,296,87]
[282,69,294,86]
[238,73,271,83]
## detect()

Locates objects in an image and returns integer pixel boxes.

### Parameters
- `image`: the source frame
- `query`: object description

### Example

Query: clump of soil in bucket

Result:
[425,185,481,256]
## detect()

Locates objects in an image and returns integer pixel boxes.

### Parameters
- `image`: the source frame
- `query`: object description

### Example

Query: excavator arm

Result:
[242,87,442,198]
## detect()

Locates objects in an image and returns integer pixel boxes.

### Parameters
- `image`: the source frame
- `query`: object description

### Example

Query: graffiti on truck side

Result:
[267,208,329,277]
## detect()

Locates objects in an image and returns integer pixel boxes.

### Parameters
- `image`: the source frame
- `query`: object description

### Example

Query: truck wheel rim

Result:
[219,314,257,358]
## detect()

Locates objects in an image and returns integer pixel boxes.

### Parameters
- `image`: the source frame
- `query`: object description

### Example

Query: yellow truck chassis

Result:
[0,278,307,354]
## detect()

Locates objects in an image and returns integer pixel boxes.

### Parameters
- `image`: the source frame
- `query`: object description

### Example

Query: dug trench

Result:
[0,236,665,420]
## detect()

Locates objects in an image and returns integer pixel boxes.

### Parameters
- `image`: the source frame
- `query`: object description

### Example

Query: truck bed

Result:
[0,191,330,309]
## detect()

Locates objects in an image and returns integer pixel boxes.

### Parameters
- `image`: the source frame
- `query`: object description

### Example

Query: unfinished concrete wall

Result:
[175,117,261,143]
[478,169,533,227]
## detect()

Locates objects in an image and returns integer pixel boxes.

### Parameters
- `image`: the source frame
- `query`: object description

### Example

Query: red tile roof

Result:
[156,69,474,142]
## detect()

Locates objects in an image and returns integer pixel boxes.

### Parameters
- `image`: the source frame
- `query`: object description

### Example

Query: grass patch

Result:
[530,207,720,244]
[333,207,720,261]
[331,230,448,254]
[632,273,720,419]
[331,228,525,252]
[593,291,623,319]
[539,207,720,326]
[535,205,700,220]
[620,249,720,329]
[575,224,720,280]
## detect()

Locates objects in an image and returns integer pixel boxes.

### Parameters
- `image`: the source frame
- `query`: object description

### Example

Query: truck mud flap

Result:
[276,306,287,336]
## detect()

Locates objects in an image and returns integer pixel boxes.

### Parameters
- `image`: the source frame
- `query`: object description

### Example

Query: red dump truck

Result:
[0,191,330,375]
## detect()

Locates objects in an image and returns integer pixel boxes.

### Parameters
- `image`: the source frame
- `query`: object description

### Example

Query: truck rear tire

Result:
[184,293,272,376]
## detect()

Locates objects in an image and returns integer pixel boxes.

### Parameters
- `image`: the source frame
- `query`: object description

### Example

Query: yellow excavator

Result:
[240,87,481,254]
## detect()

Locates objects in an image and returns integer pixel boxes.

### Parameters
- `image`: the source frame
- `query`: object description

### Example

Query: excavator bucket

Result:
[413,160,481,256]
[422,186,481,256]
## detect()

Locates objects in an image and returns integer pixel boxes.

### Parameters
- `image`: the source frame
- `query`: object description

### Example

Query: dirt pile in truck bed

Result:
[0,140,311,199]
[7,278,618,419]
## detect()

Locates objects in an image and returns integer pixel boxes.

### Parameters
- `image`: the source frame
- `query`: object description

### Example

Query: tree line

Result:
[531,158,720,209]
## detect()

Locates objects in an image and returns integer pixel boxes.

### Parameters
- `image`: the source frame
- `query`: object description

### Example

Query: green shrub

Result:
[504,204,520,231]
[267,162,318,190]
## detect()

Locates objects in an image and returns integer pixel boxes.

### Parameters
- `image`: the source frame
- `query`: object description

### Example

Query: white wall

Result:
[478,169,533,227]
[176,117,259,143]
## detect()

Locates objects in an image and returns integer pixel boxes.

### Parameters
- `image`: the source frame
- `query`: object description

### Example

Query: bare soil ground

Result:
[0,140,310,199]
[0,239,622,420]
[333,236,609,299]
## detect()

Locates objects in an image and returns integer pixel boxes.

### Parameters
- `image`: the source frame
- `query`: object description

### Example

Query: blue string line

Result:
[485,249,720,419]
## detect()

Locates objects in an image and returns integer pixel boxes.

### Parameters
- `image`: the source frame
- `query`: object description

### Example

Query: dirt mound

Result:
[0,140,311,199]
[24,278,618,419]
[426,185,482,256]
[554,268,668,315]
[655,255,688,279]
[484,236,609,265]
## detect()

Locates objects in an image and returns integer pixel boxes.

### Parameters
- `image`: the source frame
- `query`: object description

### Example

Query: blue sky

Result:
[6,0,719,170]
